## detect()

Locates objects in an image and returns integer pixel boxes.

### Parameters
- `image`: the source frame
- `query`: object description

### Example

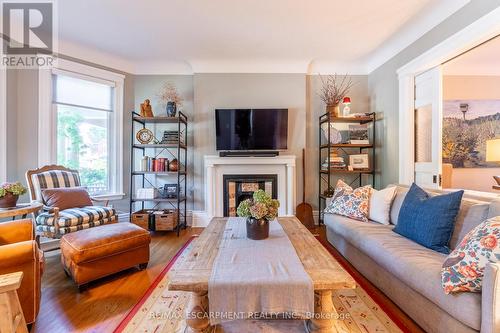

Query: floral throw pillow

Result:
[324,179,371,222]
[441,216,500,294]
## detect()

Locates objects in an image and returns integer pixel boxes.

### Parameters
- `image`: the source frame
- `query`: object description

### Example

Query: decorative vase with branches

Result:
[157,82,183,117]
[318,74,354,117]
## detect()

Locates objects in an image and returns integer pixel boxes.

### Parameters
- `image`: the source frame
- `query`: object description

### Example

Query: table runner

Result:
[208,217,314,325]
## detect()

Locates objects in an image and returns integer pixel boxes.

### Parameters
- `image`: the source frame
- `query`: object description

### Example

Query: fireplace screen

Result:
[223,174,278,217]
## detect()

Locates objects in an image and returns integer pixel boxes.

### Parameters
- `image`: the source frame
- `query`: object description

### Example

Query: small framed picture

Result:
[349,154,369,169]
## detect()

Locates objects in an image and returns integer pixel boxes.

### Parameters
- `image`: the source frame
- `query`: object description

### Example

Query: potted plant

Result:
[236,190,280,240]
[0,182,27,208]
[319,74,354,117]
[157,82,183,117]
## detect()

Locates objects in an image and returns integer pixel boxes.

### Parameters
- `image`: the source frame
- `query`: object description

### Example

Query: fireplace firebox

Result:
[223,174,278,217]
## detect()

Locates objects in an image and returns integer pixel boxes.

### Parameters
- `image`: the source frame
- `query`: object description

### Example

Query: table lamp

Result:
[486,138,500,190]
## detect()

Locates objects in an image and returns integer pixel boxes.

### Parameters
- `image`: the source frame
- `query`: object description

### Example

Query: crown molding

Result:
[55,0,470,76]
[58,38,136,74]
[365,0,470,73]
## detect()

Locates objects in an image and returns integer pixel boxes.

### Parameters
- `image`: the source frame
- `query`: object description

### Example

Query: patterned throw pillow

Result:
[324,180,371,222]
[441,216,500,294]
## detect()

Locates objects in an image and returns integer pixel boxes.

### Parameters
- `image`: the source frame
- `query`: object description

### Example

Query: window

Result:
[0,69,6,183]
[39,59,124,198]
[53,75,113,195]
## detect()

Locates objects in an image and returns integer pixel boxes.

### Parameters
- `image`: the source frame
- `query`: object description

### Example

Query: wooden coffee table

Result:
[168,217,356,333]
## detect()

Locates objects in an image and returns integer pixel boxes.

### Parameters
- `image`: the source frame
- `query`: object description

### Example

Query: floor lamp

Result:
[486,138,500,191]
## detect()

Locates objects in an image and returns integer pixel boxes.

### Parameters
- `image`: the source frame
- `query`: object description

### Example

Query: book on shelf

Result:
[141,156,170,172]
[349,139,370,144]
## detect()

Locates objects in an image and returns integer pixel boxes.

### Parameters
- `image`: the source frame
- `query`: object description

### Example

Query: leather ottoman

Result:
[60,223,151,289]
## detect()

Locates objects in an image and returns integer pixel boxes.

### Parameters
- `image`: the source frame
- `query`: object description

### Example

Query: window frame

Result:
[39,58,125,199]
[0,69,6,183]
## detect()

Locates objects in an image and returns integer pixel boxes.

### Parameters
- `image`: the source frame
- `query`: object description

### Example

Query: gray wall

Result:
[6,70,369,214]
[133,75,194,211]
[306,75,370,207]
[193,73,306,211]
[368,0,500,187]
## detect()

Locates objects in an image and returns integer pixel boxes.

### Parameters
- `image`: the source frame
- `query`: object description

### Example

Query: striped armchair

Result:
[26,165,118,239]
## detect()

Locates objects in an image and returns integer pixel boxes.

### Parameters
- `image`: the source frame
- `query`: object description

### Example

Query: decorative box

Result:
[136,188,158,199]
[131,210,153,230]
[153,210,178,231]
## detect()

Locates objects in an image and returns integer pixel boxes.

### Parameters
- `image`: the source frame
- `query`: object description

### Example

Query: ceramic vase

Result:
[166,102,177,117]
[246,217,269,240]
[326,104,340,117]
[0,193,18,208]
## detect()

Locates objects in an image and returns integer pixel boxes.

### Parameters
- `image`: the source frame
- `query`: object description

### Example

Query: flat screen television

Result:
[215,109,288,151]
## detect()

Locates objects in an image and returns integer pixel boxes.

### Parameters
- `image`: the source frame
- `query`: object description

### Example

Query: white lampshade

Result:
[486,138,500,162]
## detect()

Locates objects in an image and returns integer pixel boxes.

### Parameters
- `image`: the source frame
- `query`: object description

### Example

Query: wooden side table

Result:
[0,203,42,221]
[0,272,28,333]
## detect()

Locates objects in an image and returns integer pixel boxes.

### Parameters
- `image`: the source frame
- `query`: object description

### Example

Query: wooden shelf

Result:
[131,196,187,203]
[132,171,186,176]
[320,168,374,174]
[130,111,188,236]
[133,143,187,150]
[133,116,187,124]
[320,115,374,125]
[320,143,373,149]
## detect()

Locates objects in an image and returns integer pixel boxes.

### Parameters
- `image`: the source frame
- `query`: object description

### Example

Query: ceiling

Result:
[56,0,469,74]
[443,35,500,76]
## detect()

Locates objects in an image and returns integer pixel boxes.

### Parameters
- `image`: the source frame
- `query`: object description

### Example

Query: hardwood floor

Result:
[32,226,423,333]
[33,227,201,333]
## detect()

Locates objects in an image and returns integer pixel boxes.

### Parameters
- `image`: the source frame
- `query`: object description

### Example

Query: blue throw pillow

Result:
[393,183,464,254]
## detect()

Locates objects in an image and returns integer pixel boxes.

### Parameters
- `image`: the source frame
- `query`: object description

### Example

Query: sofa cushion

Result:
[442,216,500,294]
[324,180,371,222]
[449,200,490,250]
[489,199,500,218]
[369,186,396,225]
[389,186,408,225]
[36,215,117,236]
[36,206,116,227]
[393,183,463,254]
[41,187,93,211]
[324,213,482,330]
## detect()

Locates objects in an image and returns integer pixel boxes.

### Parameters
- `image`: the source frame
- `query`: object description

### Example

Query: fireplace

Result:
[198,155,296,227]
[223,174,278,217]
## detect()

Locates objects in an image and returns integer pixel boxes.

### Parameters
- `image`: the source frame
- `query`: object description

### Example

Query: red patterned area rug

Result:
[114,236,404,333]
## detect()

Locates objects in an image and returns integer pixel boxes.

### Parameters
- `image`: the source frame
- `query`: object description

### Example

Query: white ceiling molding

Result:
[306,59,369,76]
[134,61,193,75]
[54,0,471,75]
[365,0,470,72]
[189,59,310,74]
[58,39,136,74]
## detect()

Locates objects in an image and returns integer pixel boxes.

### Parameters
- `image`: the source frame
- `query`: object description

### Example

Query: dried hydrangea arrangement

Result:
[0,182,27,198]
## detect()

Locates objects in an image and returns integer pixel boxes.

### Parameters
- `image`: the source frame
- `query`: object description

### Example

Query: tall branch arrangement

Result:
[157,82,184,107]
[318,74,354,106]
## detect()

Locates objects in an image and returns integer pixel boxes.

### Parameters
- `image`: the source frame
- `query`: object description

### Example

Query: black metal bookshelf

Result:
[130,111,188,235]
[318,113,376,225]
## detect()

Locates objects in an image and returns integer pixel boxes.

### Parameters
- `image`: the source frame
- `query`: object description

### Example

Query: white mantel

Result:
[203,155,296,223]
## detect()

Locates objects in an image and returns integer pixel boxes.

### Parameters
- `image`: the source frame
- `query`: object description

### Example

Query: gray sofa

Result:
[324,185,500,333]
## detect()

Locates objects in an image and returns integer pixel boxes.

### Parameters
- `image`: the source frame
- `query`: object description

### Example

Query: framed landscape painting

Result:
[443,99,500,168]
